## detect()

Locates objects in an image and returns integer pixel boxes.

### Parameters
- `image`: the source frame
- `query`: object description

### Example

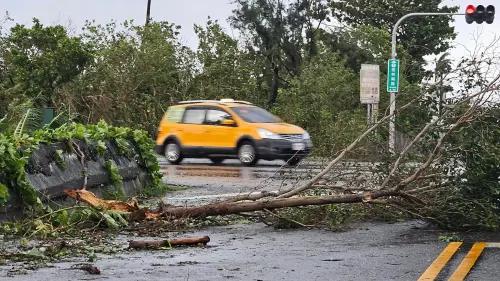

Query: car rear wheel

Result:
[164,141,183,165]
[238,141,258,166]
[286,156,302,166]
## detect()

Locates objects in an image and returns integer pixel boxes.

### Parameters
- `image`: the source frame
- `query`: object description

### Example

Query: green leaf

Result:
[102,213,120,229]
[0,184,9,205]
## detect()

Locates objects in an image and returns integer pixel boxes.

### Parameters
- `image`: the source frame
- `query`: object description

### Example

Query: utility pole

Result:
[146,0,152,26]
[388,12,465,154]
[388,5,495,153]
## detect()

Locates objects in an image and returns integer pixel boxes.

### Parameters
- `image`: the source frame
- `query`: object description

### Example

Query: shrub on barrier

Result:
[0,120,163,212]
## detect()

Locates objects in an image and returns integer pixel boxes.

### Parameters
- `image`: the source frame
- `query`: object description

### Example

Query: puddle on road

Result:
[160,164,314,180]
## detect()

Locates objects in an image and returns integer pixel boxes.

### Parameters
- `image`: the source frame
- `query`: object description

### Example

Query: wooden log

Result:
[128,236,210,249]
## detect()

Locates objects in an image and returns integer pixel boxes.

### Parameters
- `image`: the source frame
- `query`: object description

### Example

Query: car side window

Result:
[182,108,206,124]
[205,109,233,125]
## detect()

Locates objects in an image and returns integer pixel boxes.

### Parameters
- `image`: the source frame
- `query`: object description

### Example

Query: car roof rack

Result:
[229,101,253,105]
[176,100,222,105]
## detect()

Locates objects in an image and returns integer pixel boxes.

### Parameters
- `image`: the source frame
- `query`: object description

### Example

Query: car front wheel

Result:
[164,141,183,164]
[238,142,258,166]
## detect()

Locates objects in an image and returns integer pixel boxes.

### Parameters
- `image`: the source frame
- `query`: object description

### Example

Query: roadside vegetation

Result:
[1,0,500,271]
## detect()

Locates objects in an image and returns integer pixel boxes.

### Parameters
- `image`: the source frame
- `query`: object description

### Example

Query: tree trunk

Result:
[150,190,400,219]
[439,73,444,116]
[65,189,402,220]
[268,64,280,107]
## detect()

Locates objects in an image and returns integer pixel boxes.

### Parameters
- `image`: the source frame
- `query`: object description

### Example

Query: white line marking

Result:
[486,242,500,248]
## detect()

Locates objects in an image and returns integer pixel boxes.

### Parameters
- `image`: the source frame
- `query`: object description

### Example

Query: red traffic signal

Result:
[465,4,495,24]
[466,5,475,14]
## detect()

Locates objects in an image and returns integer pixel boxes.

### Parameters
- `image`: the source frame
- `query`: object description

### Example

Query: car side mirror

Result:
[221,119,236,126]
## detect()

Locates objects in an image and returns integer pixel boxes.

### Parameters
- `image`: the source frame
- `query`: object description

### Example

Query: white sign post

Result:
[360,64,380,124]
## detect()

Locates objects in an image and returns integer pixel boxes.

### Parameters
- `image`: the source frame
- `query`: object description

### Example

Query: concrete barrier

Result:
[1,139,153,221]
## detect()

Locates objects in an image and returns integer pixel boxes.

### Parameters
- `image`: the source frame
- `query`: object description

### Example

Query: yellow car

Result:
[154,99,313,166]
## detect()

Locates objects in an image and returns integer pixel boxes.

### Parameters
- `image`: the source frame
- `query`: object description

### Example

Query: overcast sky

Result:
[1,0,498,72]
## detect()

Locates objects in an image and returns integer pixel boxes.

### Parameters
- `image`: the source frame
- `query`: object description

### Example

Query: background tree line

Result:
[0,0,499,230]
[0,0,460,155]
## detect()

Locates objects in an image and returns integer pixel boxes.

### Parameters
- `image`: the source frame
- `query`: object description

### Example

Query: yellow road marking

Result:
[418,242,462,281]
[447,242,486,280]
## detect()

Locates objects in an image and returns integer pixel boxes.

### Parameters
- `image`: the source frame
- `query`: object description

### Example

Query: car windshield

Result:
[231,106,281,123]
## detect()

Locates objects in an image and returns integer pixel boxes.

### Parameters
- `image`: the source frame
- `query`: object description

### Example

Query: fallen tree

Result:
[64,188,402,219]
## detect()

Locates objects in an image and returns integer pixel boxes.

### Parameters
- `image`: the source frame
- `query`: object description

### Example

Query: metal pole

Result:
[146,0,152,25]
[388,12,464,154]
[367,104,372,125]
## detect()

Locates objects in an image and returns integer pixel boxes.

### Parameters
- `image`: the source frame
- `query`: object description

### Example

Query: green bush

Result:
[0,120,163,211]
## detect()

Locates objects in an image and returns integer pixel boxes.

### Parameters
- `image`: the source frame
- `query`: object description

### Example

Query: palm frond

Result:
[14,107,44,137]
[43,109,80,130]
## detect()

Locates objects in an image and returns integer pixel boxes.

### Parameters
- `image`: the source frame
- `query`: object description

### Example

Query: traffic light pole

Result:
[389,12,464,154]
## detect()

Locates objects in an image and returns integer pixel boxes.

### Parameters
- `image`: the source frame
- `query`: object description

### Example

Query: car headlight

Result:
[302,131,310,140]
[257,128,282,139]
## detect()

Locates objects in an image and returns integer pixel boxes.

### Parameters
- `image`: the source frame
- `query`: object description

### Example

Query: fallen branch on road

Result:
[128,236,210,249]
[64,188,404,219]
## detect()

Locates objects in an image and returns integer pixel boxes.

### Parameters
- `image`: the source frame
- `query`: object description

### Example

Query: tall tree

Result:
[190,18,264,103]
[57,20,185,136]
[434,52,453,116]
[229,0,329,107]
[329,0,459,83]
[1,18,92,108]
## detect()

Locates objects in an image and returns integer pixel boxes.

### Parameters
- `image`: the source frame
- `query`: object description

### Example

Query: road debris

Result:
[128,236,210,249]
[71,263,101,274]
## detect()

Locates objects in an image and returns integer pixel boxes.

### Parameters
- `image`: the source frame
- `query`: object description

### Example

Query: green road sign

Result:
[387,59,399,92]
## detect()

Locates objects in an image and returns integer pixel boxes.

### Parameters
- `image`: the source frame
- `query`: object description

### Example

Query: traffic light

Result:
[486,5,495,24]
[465,4,495,24]
[465,5,475,23]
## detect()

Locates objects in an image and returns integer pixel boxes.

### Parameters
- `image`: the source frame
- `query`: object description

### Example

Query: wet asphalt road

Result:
[2,157,499,280]
[2,221,499,280]
[159,157,376,206]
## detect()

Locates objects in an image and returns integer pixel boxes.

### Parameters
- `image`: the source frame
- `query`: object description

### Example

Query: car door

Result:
[203,107,239,152]
[178,106,208,149]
